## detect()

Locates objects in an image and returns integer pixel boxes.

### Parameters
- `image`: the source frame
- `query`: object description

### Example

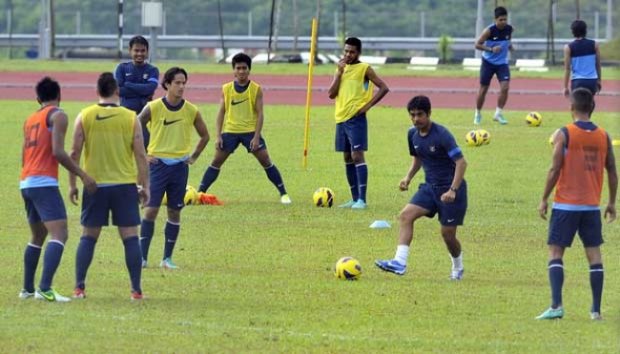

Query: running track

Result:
[1,72,618,112]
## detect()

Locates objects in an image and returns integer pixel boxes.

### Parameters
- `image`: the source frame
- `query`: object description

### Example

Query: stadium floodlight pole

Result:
[217,0,226,63]
[267,0,276,64]
[302,18,318,169]
[475,0,483,59]
[118,0,123,61]
[606,0,613,40]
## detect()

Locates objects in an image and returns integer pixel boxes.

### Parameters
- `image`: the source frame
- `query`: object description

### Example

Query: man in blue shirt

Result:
[115,35,159,146]
[563,20,601,99]
[375,96,468,280]
[474,6,514,125]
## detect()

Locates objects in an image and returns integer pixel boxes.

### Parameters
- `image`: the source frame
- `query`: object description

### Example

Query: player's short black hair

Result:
[129,35,149,50]
[36,76,61,102]
[570,88,594,114]
[345,37,362,52]
[571,20,587,37]
[494,6,508,18]
[97,72,118,98]
[407,95,432,115]
[162,67,188,90]
[232,53,252,70]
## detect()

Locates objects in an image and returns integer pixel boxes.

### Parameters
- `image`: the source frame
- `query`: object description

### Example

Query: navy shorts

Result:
[480,60,510,86]
[410,182,467,226]
[548,209,603,248]
[81,184,140,227]
[22,186,67,224]
[147,160,189,209]
[571,79,598,95]
[335,113,368,152]
[221,132,266,153]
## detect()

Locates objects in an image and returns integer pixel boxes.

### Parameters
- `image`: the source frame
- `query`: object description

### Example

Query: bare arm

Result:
[358,66,389,114]
[538,130,566,220]
[131,118,150,205]
[250,87,265,151]
[595,42,602,92]
[399,156,423,191]
[440,157,467,203]
[187,111,210,164]
[328,59,346,99]
[69,114,86,205]
[604,135,617,223]
[563,45,571,97]
[215,92,226,150]
[137,105,152,129]
[475,28,493,52]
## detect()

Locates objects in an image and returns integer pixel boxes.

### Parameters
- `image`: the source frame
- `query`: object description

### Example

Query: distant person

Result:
[327,37,389,209]
[197,53,292,204]
[19,77,96,302]
[563,20,601,98]
[474,6,514,125]
[375,96,468,280]
[115,35,159,147]
[536,88,617,320]
[69,72,150,300]
[138,67,210,270]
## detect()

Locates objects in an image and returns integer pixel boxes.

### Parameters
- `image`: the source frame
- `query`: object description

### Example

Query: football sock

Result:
[23,243,42,293]
[355,163,368,202]
[548,259,564,308]
[140,219,155,261]
[39,240,65,292]
[394,245,410,265]
[345,162,359,201]
[75,236,97,290]
[198,165,220,193]
[475,109,480,116]
[495,107,503,117]
[451,252,463,271]
[264,164,287,195]
[163,221,180,259]
[589,263,604,313]
[123,236,142,294]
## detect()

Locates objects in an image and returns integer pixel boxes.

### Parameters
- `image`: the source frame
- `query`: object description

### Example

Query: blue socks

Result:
[75,236,97,290]
[548,259,564,308]
[355,163,368,202]
[140,219,155,262]
[199,165,220,193]
[163,221,180,259]
[39,240,65,292]
[23,243,42,293]
[123,236,142,294]
[265,164,287,195]
[590,263,604,313]
[345,163,359,201]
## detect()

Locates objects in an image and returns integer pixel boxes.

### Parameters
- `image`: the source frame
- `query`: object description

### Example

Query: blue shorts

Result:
[571,79,598,95]
[480,60,510,86]
[221,132,266,153]
[81,184,141,227]
[410,182,467,226]
[548,209,603,248]
[21,187,67,224]
[335,113,368,152]
[147,160,189,209]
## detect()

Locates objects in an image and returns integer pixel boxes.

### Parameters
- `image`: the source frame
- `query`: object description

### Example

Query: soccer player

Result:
[139,67,210,269]
[375,95,468,280]
[198,53,291,204]
[474,6,514,125]
[19,77,96,302]
[69,72,150,300]
[536,88,617,320]
[115,35,159,147]
[563,20,601,98]
[327,37,389,209]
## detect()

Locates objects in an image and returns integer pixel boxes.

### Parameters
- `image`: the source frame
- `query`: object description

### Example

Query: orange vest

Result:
[20,106,59,180]
[554,122,608,206]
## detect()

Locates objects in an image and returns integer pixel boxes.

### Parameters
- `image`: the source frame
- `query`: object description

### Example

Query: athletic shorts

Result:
[21,186,67,224]
[548,209,603,248]
[571,79,598,95]
[480,59,510,86]
[221,132,266,154]
[410,182,468,226]
[147,160,189,209]
[81,184,140,227]
[335,113,368,152]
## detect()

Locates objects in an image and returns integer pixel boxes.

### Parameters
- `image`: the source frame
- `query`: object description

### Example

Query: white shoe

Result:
[18,289,35,299]
[280,194,292,204]
[35,288,71,302]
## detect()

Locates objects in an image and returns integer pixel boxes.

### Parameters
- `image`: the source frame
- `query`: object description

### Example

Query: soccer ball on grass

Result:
[334,257,362,280]
[313,187,334,207]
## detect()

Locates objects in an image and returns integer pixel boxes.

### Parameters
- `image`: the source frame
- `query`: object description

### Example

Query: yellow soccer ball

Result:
[184,185,199,205]
[525,112,543,127]
[477,129,491,145]
[465,130,483,147]
[313,187,334,207]
[334,256,362,280]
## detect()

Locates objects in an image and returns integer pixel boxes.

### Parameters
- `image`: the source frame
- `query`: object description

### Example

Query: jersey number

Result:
[25,123,40,148]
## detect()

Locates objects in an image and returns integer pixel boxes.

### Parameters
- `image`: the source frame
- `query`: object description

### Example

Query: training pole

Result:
[302,17,318,169]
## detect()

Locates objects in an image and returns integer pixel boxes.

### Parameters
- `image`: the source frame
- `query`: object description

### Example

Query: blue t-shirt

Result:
[569,38,598,80]
[408,122,463,186]
[114,62,159,113]
[482,24,513,65]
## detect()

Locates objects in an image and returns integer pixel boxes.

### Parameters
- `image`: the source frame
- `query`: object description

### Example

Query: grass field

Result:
[0,100,618,353]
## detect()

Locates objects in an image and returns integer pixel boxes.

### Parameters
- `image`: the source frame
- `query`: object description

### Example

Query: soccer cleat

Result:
[351,200,367,210]
[450,268,465,280]
[35,288,71,302]
[160,257,179,270]
[374,259,407,275]
[142,259,148,268]
[493,113,508,125]
[280,194,292,205]
[130,291,144,301]
[18,289,35,299]
[72,288,86,299]
[338,200,356,208]
[536,307,564,320]
[474,112,482,125]
[590,312,603,321]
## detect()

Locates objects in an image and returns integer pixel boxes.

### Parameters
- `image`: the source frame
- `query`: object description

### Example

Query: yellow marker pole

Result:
[302,17,318,169]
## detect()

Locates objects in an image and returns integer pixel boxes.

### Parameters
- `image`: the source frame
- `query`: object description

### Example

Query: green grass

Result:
[1,58,620,79]
[0,100,619,352]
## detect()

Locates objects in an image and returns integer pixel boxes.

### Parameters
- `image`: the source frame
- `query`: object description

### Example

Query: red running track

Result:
[1,72,618,112]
